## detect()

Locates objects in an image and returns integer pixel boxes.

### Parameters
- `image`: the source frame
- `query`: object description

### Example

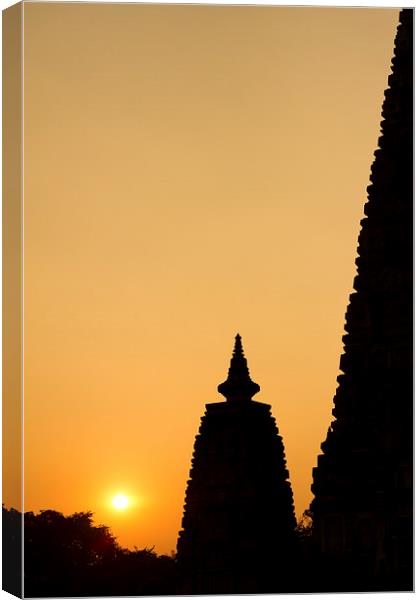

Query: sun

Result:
[112,494,129,510]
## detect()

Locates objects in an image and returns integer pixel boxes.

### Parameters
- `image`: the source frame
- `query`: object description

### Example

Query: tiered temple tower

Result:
[310,9,413,592]
[177,335,297,594]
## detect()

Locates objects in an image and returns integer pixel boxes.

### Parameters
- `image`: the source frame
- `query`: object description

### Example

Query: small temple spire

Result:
[217,334,260,401]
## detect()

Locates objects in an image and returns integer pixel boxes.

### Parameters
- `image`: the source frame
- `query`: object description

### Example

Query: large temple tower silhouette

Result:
[177,335,297,594]
[310,9,413,592]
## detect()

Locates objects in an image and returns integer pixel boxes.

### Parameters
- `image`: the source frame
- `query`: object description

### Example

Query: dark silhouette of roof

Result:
[177,335,296,594]
[310,9,413,593]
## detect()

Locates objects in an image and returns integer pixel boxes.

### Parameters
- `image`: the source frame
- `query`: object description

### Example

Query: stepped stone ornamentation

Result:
[310,9,413,592]
[177,335,297,594]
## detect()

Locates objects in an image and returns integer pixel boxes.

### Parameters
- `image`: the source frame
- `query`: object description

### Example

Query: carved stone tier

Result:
[177,337,296,594]
[310,9,413,592]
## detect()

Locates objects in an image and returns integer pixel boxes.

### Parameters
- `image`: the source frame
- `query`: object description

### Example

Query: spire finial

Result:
[217,334,260,401]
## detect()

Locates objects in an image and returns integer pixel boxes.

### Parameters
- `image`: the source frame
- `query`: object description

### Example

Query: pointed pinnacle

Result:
[217,334,260,402]
[233,333,244,357]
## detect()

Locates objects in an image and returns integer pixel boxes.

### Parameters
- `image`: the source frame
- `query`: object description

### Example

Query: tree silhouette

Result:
[2,507,179,597]
[2,505,22,597]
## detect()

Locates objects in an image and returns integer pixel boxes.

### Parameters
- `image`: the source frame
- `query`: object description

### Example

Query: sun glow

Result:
[112,494,129,510]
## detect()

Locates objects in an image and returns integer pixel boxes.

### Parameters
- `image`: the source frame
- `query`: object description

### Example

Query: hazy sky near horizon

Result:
[21,3,399,553]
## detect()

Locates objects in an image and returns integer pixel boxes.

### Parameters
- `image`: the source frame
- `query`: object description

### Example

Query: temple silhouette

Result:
[177,9,412,595]
[310,8,413,592]
[177,334,297,594]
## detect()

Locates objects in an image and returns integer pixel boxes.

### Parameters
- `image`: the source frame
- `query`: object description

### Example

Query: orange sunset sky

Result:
[17,3,400,554]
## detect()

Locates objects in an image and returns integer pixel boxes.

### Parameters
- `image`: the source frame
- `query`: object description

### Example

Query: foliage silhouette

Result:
[3,506,178,597]
[2,505,22,596]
